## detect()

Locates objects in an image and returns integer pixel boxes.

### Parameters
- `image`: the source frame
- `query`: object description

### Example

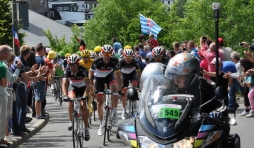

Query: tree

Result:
[0,0,24,47]
[83,0,171,49]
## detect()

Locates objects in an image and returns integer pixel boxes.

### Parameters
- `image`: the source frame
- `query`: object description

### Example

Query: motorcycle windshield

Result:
[139,74,201,138]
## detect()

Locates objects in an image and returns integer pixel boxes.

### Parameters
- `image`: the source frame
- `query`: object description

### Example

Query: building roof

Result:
[20,10,72,47]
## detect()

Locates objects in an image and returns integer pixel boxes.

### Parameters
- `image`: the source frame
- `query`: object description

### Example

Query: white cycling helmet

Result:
[99,52,103,57]
[111,50,116,57]
[90,51,97,58]
[101,44,114,53]
[123,49,134,57]
[67,54,80,64]
[152,46,164,56]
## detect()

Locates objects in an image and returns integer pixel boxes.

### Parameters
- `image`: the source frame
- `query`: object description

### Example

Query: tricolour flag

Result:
[139,14,162,38]
[12,24,20,48]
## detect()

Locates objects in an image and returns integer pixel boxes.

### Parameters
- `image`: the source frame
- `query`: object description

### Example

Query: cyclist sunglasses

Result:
[69,63,79,67]
[102,52,112,57]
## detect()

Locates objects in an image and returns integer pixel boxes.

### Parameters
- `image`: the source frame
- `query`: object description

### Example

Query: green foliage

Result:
[0,0,24,47]
[83,0,170,49]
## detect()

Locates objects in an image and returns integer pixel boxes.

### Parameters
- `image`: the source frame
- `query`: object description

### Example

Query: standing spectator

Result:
[172,42,182,54]
[34,43,47,119]
[0,45,10,146]
[112,38,122,53]
[75,36,86,51]
[166,50,176,60]
[187,40,199,58]
[218,38,232,61]
[139,34,147,46]
[134,45,146,72]
[241,59,254,117]
[4,52,22,142]
[147,34,159,49]
[11,45,43,137]
[144,45,153,58]
[198,51,210,79]
[201,42,223,83]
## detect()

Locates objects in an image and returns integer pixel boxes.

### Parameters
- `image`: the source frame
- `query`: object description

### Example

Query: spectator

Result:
[34,43,47,119]
[144,45,153,58]
[166,50,176,59]
[172,42,181,54]
[75,36,86,51]
[218,38,232,61]
[11,45,43,137]
[187,40,199,58]
[112,38,122,53]
[181,41,188,52]
[198,51,210,79]
[203,58,238,112]
[134,45,146,72]
[201,42,223,83]
[4,52,21,142]
[0,45,11,146]
[241,58,254,117]
[139,34,147,46]
[147,34,159,49]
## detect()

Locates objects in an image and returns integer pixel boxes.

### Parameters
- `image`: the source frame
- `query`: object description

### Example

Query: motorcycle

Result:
[116,75,240,148]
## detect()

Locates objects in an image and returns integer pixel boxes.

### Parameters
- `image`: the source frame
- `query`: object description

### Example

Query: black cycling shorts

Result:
[94,72,116,92]
[68,85,86,97]
[122,71,138,88]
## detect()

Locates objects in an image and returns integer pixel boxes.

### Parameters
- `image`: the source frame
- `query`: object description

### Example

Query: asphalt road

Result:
[18,93,253,148]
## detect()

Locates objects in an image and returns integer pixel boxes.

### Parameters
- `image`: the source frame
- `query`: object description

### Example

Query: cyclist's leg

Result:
[108,73,119,125]
[67,85,75,129]
[121,73,130,119]
[131,73,139,113]
[94,77,105,130]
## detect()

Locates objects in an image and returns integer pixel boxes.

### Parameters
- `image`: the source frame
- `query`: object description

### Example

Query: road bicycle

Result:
[51,76,62,102]
[64,96,87,148]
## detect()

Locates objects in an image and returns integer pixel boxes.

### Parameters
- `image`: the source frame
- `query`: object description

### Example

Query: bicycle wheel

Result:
[103,107,110,146]
[78,117,84,148]
[53,82,58,101]
[107,111,112,141]
[72,112,80,148]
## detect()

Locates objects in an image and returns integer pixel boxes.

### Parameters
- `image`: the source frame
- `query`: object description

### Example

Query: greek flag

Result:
[139,14,162,38]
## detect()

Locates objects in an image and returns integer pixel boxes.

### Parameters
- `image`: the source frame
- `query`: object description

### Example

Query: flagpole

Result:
[12,0,19,56]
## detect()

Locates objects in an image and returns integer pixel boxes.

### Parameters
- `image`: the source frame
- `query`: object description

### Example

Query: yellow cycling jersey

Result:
[79,59,94,71]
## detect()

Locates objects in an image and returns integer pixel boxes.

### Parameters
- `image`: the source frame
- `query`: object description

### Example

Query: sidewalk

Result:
[3,111,49,148]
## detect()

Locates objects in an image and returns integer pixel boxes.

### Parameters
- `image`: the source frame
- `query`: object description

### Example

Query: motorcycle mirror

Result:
[215,86,227,100]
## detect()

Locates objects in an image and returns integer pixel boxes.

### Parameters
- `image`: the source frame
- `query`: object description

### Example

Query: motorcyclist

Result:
[164,53,224,114]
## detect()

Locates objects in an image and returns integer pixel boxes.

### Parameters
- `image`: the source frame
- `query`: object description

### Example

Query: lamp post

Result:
[212,2,220,86]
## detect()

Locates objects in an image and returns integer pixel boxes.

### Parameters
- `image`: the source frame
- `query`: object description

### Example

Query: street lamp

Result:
[212,2,220,86]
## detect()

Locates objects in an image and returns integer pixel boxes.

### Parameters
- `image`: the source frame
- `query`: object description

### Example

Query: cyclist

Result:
[89,45,123,136]
[79,50,94,117]
[119,49,141,119]
[63,53,70,70]
[62,54,91,141]
[149,46,169,65]
[90,51,97,59]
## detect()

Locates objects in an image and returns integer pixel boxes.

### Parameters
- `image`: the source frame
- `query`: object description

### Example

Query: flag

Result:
[139,14,162,38]
[12,24,20,48]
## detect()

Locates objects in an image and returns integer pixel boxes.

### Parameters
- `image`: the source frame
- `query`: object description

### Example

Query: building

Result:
[161,0,174,5]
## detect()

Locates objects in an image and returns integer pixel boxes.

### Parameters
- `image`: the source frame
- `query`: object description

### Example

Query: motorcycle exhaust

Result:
[118,131,131,147]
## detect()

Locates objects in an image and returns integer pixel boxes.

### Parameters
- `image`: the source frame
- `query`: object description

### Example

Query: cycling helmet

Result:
[67,54,80,64]
[90,51,97,58]
[94,46,101,53]
[76,51,81,56]
[54,52,60,60]
[152,46,164,56]
[124,45,132,50]
[81,50,90,57]
[47,51,56,59]
[123,49,134,57]
[59,51,65,57]
[101,45,113,53]
[65,53,71,58]
[140,63,166,88]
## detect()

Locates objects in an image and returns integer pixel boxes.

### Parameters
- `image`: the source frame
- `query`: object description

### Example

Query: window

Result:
[57,7,63,11]
[85,4,89,9]
[49,11,54,18]
[64,6,69,10]
[93,4,97,8]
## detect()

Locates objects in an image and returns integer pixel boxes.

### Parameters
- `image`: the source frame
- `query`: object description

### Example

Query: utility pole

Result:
[12,0,19,56]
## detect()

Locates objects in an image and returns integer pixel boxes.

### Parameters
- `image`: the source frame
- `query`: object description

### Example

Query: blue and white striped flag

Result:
[139,14,162,38]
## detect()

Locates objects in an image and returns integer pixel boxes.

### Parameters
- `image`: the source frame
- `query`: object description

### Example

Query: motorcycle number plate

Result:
[158,108,180,119]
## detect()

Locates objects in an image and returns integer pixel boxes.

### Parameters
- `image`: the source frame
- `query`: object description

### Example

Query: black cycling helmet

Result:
[126,88,139,101]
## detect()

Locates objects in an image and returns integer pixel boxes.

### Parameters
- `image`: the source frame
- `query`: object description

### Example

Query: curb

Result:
[7,115,50,148]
